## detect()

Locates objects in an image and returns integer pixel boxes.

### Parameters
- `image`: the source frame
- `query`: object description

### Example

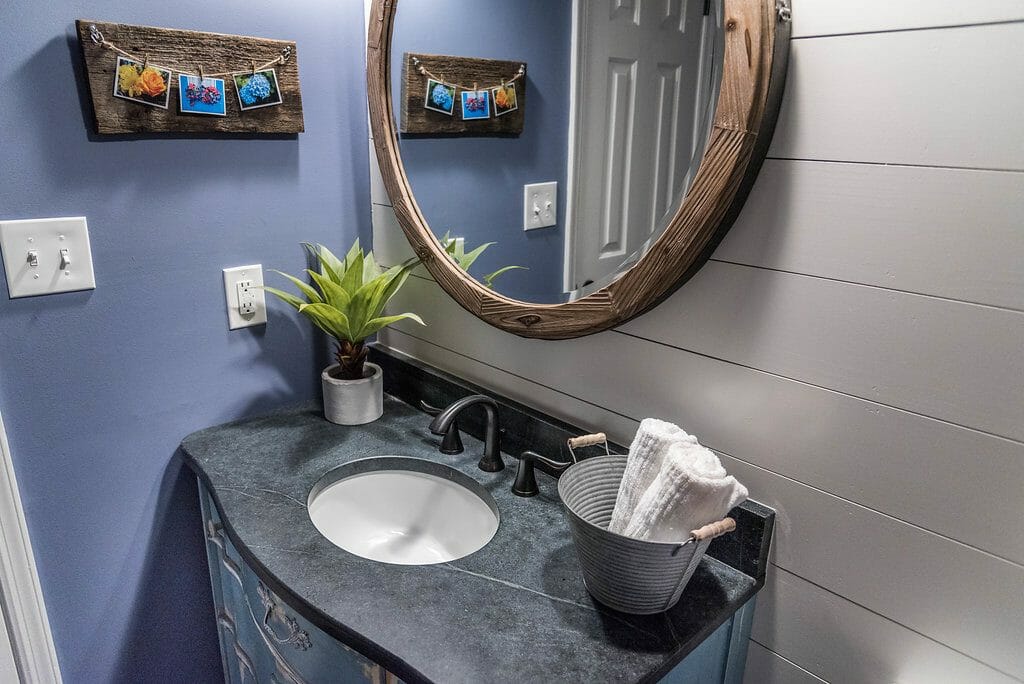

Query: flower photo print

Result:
[178,75,226,116]
[461,89,490,120]
[491,83,518,117]
[233,69,283,111]
[424,78,456,116]
[113,56,172,109]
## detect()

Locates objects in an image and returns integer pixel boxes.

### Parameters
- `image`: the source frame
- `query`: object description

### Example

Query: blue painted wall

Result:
[0,2,369,681]
[391,0,572,303]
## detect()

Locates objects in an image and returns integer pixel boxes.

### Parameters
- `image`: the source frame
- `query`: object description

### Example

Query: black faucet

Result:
[512,451,571,497]
[419,400,464,454]
[428,395,504,472]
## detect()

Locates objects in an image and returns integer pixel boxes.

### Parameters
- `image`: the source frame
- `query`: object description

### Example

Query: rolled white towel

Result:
[608,418,696,534]
[622,442,748,543]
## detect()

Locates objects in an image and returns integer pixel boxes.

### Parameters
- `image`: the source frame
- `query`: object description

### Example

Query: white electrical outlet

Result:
[223,265,266,330]
[523,182,557,230]
[237,280,257,315]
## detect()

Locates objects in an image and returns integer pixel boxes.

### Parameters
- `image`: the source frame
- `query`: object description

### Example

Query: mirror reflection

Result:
[392,0,723,304]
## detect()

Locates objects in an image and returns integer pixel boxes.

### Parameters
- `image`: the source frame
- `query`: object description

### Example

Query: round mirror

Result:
[368,0,790,338]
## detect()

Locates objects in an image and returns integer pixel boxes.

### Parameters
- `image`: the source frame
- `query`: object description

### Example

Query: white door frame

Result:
[0,406,62,683]
[561,0,586,294]
[0,604,18,682]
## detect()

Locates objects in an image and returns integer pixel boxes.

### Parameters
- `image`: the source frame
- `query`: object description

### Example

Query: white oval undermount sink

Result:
[307,457,500,566]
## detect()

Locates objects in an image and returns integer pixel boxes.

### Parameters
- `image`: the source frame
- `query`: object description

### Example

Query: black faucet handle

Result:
[420,401,464,454]
[419,400,443,416]
[512,451,572,498]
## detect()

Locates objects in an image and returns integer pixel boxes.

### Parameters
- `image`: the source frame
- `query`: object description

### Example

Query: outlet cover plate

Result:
[223,265,266,330]
[0,217,96,298]
[523,182,557,230]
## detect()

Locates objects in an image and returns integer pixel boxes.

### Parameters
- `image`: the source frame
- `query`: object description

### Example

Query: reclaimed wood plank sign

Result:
[401,52,526,136]
[75,19,304,135]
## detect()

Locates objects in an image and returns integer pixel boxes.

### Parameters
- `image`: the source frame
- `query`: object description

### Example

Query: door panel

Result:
[572,0,712,288]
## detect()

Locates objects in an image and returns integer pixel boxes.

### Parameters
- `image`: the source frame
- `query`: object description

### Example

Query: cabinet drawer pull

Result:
[233,640,256,682]
[206,519,244,586]
[258,583,312,651]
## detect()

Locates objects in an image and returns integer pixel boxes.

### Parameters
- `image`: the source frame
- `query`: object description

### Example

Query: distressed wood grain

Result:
[400,53,526,136]
[76,19,304,135]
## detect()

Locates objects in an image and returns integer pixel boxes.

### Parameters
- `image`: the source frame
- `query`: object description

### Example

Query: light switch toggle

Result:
[27,251,39,267]
[59,248,71,270]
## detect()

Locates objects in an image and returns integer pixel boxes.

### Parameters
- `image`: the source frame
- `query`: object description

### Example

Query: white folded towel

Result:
[622,442,748,543]
[608,418,696,534]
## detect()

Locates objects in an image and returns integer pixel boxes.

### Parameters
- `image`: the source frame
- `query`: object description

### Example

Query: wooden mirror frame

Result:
[367,0,791,340]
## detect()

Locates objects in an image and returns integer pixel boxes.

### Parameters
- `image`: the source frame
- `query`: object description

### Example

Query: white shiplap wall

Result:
[368,3,1024,682]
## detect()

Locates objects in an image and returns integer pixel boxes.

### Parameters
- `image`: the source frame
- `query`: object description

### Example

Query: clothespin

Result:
[251,61,258,75]
[142,53,150,69]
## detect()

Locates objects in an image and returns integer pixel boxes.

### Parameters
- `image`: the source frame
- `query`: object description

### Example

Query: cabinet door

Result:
[198,479,403,683]
[237,561,397,683]
[659,599,756,684]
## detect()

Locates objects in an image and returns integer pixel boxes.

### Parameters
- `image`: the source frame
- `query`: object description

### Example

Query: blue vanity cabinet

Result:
[199,484,400,684]
[198,480,754,683]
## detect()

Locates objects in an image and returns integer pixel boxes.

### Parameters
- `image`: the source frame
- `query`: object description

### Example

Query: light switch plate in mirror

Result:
[367,0,790,339]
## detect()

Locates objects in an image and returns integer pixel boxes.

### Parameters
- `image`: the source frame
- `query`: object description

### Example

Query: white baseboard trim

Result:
[0,408,61,683]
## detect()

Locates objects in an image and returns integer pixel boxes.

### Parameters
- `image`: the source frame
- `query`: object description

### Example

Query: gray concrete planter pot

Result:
[321,362,384,425]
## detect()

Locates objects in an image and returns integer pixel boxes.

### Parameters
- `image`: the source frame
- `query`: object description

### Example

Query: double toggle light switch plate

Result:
[0,217,96,298]
[523,182,557,230]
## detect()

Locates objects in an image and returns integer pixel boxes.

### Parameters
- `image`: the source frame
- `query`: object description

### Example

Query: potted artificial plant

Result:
[265,241,423,425]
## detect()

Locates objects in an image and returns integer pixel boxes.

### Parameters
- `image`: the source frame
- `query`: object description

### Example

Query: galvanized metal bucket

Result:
[557,454,736,615]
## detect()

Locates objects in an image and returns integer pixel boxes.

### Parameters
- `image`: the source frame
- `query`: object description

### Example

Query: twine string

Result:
[90,25,288,78]
[412,56,524,92]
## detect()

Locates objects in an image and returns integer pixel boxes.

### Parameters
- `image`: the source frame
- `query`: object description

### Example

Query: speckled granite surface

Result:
[181,395,767,683]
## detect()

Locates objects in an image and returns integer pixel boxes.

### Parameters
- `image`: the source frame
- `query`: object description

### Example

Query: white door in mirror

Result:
[523,182,557,230]
[0,217,96,298]
[223,265,266,329]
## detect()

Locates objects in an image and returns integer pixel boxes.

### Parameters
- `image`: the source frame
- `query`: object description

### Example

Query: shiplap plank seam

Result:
[769,23,1024,170]
[789,0,1024,40]
[744,641,828,684]
[765,562,1020,679]
[754,566,1020,684]
[795,19,1024,41]
[707,260,1024,315]
[612,328,1024,448]
[766,155,1024,174]
[619,262,1024,442]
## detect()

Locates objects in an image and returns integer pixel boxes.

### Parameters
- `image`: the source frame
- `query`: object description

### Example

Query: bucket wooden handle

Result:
[567,432,607,449]
[690,517,736,541]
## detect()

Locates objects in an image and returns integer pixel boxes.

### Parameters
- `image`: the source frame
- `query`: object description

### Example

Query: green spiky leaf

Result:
[270,241,423,345]
[261,286,305,311]
[298,303,352,341]
[270,270,323,305]
[361,313,425,337]
[307,269,351,310]
[483,265,528,289]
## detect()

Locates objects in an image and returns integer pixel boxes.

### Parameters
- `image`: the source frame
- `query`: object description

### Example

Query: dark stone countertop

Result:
[181,396,763,684]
